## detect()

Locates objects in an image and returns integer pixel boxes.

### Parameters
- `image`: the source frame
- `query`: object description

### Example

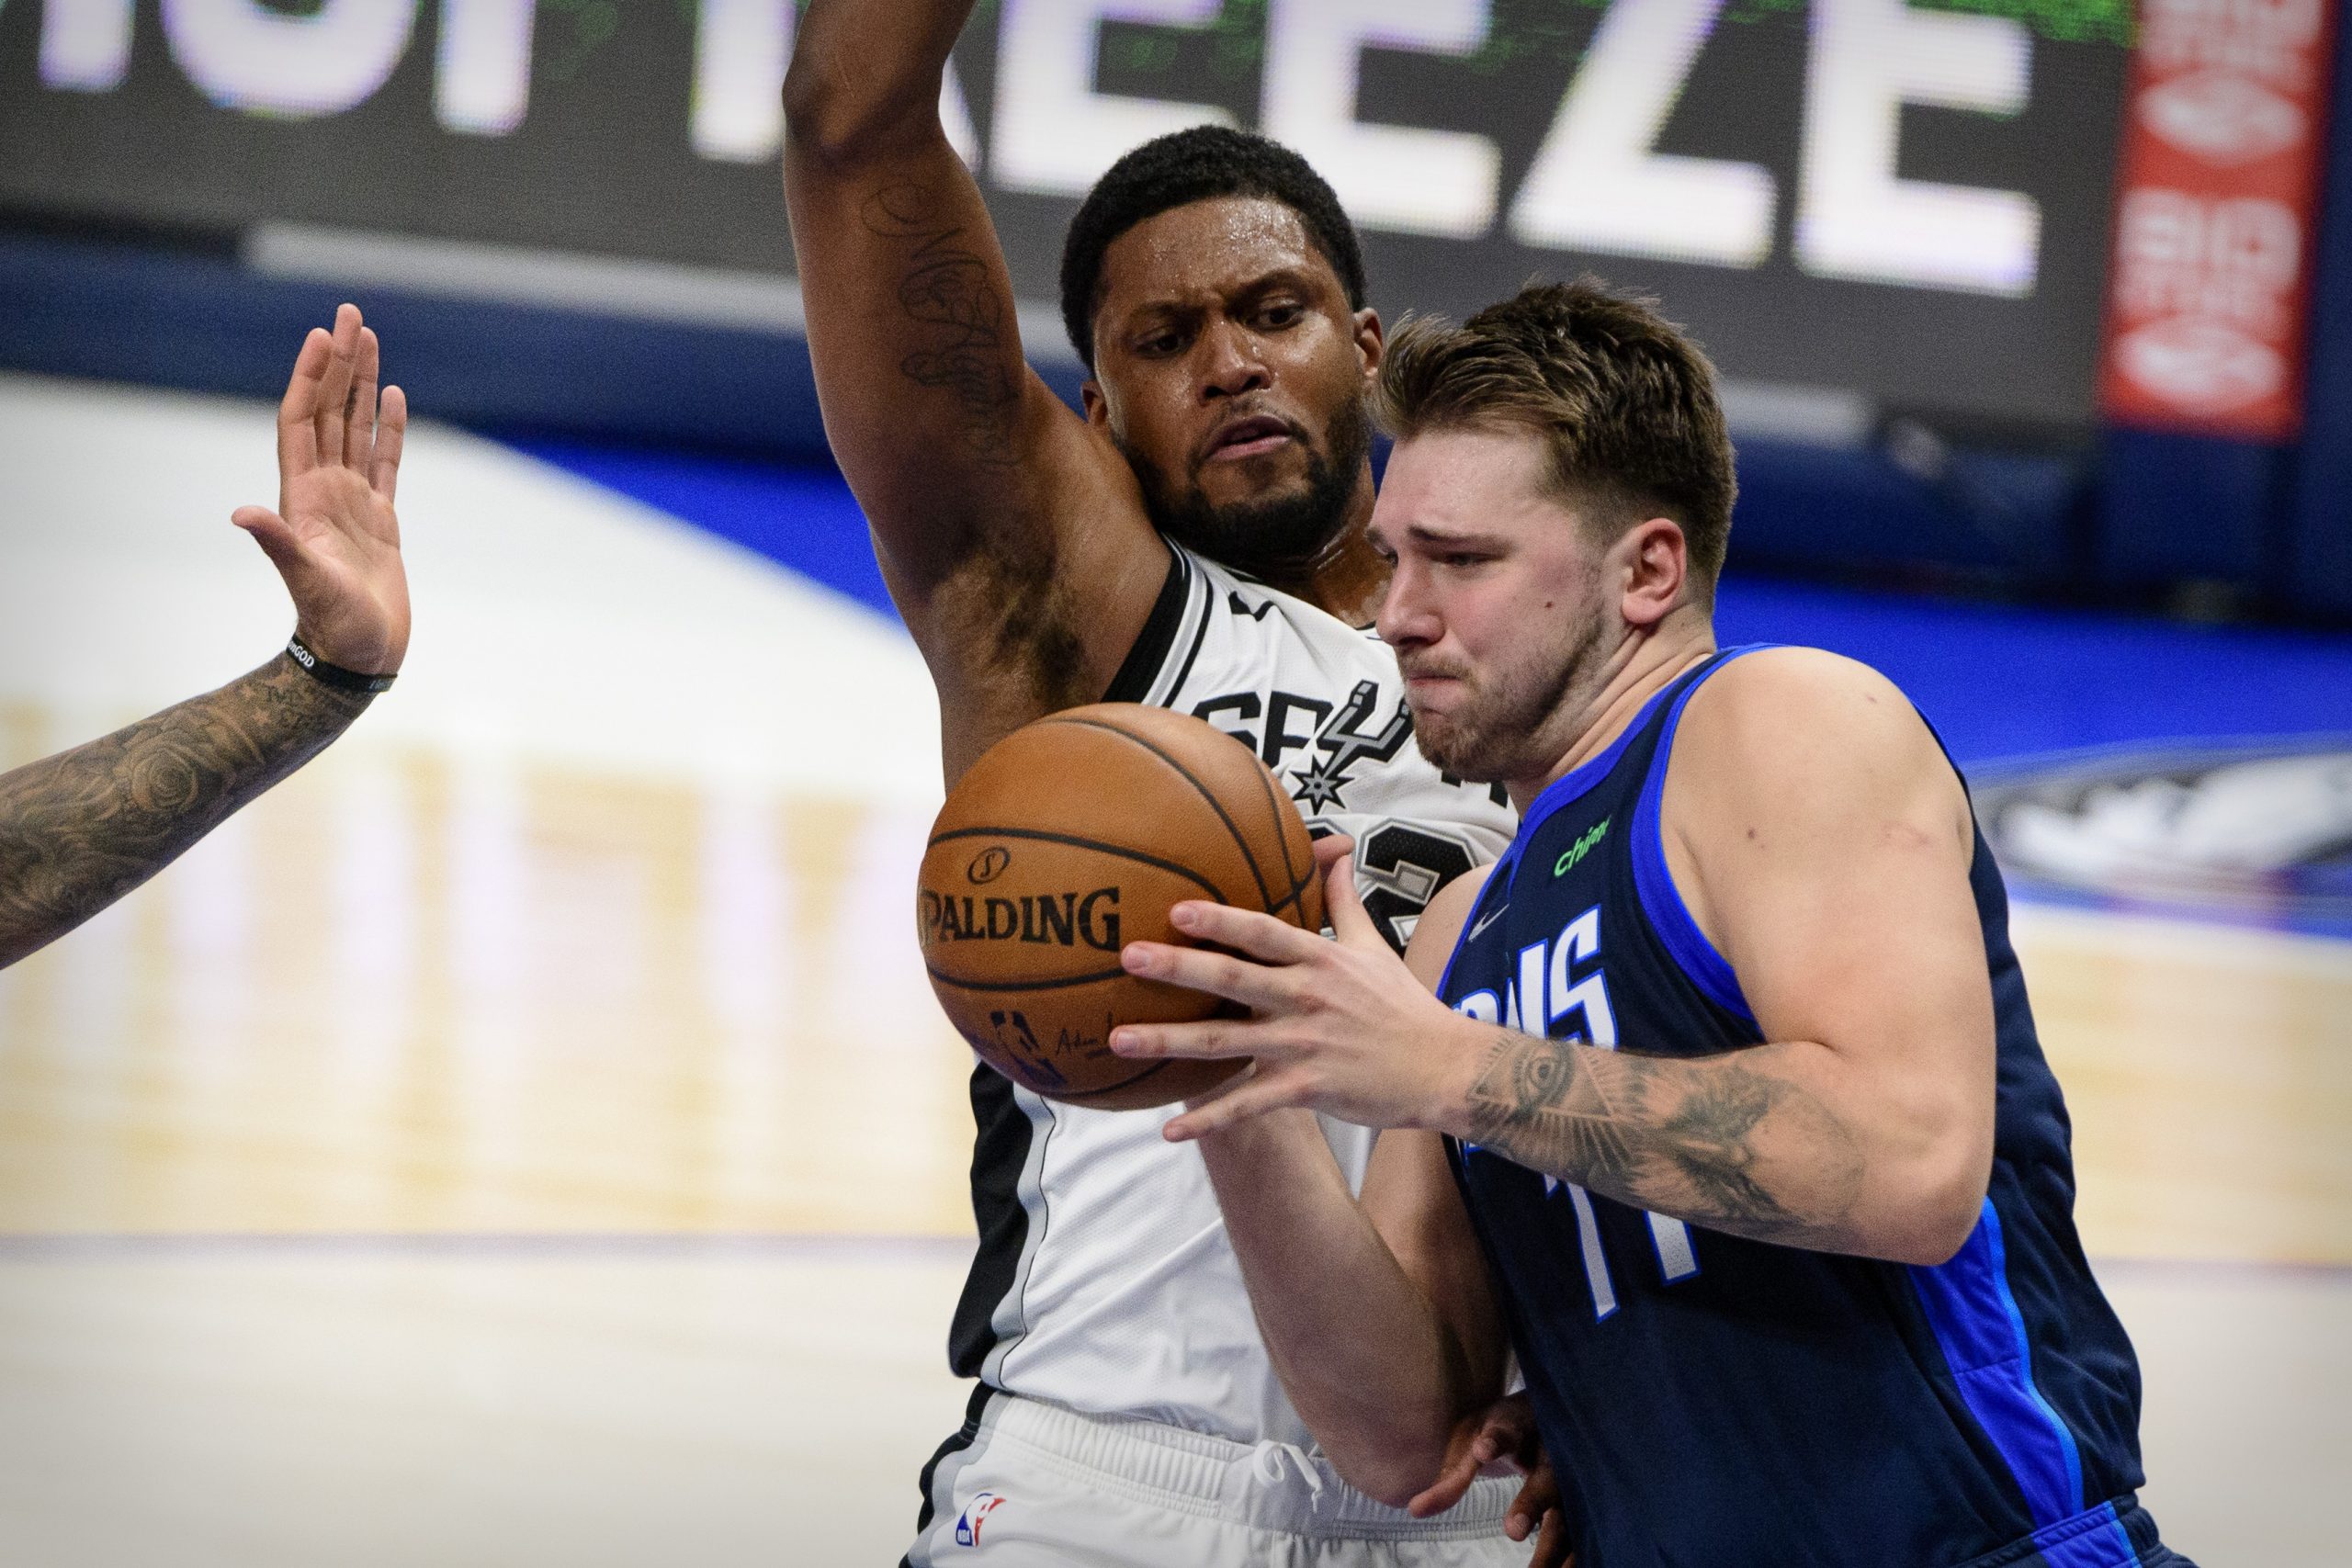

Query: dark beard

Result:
[1117,398,1371,582]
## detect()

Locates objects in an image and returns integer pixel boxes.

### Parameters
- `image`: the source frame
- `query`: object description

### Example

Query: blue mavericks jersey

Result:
[1438,649,2186,1568]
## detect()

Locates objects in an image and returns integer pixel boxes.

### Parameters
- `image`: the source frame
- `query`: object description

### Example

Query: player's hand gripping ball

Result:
[919,704,1326,1110]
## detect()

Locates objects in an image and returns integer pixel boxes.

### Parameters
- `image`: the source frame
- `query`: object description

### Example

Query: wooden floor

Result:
[0,1241,975,1567]
[0,741,973,1241]
[1,734,2345,1264]
[0,1244,2333,1566]
[2018,903,2352,1267]
[0,378,2344,1564]
[0,720,2342,1563]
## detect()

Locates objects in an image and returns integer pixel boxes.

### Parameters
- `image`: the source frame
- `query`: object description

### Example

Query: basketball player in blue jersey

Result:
[1111,282,2189,1567]
[784,5,1542,1562]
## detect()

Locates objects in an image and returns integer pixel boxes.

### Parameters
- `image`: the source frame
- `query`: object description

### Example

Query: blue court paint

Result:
[501,434,898,619]
[505,436,2352,765]
[1713,576,2352,765]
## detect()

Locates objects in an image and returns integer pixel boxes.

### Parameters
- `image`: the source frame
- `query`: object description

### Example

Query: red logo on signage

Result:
[2099,0,2339,440]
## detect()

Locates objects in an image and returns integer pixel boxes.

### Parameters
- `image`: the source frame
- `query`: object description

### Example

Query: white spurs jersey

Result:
[948,542,1517,1444]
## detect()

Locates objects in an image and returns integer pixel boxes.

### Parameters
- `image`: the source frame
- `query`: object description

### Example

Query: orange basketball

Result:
[918,704,1326,1111]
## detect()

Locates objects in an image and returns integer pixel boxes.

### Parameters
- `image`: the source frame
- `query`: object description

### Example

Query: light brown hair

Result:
[1375,279,1736,600]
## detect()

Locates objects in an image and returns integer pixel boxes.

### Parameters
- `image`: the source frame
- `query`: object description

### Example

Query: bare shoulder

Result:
[1682,648,1950,787]
[1659,648,1975,978]
[1690,645,1913,728]
[1402,862,1496,990]
[1671,646,1969,852]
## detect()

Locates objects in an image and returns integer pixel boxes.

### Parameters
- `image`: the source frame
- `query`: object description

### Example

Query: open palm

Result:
[233,303,410,676]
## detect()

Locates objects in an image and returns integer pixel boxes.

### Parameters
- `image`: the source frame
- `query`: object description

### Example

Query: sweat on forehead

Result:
[1059,125,1368,370]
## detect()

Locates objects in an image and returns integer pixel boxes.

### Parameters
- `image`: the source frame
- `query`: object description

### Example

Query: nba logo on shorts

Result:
[954,1492,1005,1547]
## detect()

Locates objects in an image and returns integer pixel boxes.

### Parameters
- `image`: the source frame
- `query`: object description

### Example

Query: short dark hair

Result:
[1375,279,1737,599]
[1059,126,1368,371]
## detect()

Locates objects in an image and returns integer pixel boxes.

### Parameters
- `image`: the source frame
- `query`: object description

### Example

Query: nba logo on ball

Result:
[955,1492,1005,1546]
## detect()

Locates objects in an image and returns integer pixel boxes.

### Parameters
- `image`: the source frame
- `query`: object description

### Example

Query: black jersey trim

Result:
[1102,545,1189,705]
[1164,583,1215,701]
[945,1065,1035,1379]
[905,1383,997,1550]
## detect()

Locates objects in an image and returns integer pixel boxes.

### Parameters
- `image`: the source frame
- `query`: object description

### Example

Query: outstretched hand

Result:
[1113,836,1487,1142]
[1407,1393,1571,1567]
[232,303,410,677]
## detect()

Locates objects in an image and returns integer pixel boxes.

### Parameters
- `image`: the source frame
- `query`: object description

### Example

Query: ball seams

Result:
[1049,1058,1176,1103]
[924,824,1226,901]
[1240,748,1314,919]
[1044,715,1278,915]
[925,964,1136,993]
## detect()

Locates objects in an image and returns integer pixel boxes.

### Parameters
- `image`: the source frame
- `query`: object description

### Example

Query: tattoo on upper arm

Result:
[1463,1033,1864,1250]
[0,655,368,966]
[863,184,1022,470]
[854,187,1102,706]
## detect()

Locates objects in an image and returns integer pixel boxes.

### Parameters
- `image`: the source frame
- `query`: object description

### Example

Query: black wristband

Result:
[287,635,397,694]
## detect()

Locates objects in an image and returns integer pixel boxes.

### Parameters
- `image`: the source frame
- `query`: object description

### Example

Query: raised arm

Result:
[0,306,408,969]
[782,0,1169,778]
[1193,855,1510,1507]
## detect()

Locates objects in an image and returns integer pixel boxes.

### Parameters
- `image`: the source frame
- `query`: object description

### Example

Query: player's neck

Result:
[1294,532,1388,626]
[1283,472,1387,626]
[1507,612,1716,811]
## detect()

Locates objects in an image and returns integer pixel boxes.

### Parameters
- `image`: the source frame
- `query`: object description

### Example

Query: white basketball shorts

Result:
[902,1390,1531,1567]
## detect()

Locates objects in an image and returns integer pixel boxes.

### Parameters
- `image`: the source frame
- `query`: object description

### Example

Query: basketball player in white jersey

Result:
[0,305,408,970]
[783,6,1542,1562]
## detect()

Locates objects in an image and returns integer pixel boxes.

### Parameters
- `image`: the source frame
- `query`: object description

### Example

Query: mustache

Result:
[1193,410,1309,468]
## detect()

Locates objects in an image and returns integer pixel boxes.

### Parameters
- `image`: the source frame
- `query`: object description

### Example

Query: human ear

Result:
[1619,518,1688,628]
[1353,308,1385,378]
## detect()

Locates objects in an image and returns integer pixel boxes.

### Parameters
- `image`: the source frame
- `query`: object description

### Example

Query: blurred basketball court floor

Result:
[0,372,2346,1564]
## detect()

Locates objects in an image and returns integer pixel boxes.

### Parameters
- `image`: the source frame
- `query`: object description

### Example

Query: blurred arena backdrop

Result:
[0,2,2347,1562]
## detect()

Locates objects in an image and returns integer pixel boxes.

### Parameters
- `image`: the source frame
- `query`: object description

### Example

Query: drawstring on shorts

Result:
[1251,1438,1329,1499]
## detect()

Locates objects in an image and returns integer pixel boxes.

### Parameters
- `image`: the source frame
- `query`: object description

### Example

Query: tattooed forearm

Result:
[1463,1032,1867,1252]
[863,184,1023,469]
[0,654,370,967]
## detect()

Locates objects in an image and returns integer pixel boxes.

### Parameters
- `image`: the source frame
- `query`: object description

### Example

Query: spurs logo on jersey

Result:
[944,543,1518,1448]
[1190,668,1500,950]
[1193,669,1419,812]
